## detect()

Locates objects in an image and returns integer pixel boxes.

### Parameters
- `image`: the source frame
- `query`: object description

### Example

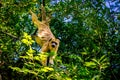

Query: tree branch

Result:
[0,30,18,39]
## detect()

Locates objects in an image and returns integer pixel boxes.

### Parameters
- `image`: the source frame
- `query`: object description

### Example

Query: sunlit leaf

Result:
[84,62,97,68]
[99,55,106,62]
[81,52,87,55]
[92,58,99,65]
[65,77,72,80]
[41,67,54,72]
[92,75,100,80]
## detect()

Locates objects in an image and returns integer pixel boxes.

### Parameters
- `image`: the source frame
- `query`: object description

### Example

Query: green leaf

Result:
[84,62,97,68]
[92,75,100,80]
[101,62,110,69]
[41,67,54,73]
[92,58,99,65]
[34,56,40,61]
[99,55,106,62]
[81,52,87,55]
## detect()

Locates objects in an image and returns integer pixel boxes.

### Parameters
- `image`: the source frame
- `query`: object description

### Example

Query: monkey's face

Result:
[48,38,60,51]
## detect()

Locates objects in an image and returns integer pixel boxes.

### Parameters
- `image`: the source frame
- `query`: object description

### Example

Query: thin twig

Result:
[0,30,18,39]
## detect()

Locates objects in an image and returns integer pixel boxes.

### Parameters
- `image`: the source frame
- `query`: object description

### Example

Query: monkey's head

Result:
[48,38,60,52]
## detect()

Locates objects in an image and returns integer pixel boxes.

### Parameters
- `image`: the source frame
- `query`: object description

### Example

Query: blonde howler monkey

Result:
[30,4,60,66]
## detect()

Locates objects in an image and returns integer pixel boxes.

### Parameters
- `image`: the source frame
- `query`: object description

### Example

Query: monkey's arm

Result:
[41,4,46,21]
[41,42,49,52]
[30,10,42,28]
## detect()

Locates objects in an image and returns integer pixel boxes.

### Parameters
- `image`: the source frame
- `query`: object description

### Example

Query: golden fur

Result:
[30,5,60,66]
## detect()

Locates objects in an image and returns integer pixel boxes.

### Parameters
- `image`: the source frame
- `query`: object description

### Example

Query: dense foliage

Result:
[0,0,120,80]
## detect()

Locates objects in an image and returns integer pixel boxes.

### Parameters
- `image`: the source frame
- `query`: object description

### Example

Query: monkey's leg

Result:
[40,42,49,66]
[49,56,56,65]
[40,52,48,66]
